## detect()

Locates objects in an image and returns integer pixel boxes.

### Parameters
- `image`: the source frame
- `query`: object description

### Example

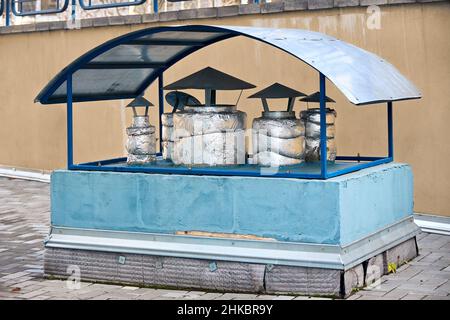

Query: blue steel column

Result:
[71,0,76,21]
[5,0,10,26]
[153,0,158,13]
[158,74,164,153]
[319,73,328,179]
[387,101,393,159]
[67,74,74,168]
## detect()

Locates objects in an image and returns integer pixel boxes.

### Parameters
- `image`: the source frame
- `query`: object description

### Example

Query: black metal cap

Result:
[126,96,154,108]
[248,83,306,99]
[163,67,256,91]
[300,91,335,103]
[165,91,201,111]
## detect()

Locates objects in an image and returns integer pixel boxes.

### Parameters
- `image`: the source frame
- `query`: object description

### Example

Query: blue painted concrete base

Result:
[50,163,413,246]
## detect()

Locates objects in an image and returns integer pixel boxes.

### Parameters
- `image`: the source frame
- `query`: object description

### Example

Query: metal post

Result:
[261,98,269,112]
[205,89,211,107]
[67,74,74,168]
[319,73,327,179]
[387,101,393,159]
[287,97,295,112]
[6,0,10,27]
[153,0,158,13]
[211,90,216,105]
[71,0,76,21]
[158,74,164,153]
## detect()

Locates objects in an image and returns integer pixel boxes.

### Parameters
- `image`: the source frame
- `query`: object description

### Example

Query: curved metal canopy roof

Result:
[35,25,421,106]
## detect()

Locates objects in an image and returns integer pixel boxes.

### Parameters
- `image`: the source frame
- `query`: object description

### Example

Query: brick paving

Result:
[0,177,449,300]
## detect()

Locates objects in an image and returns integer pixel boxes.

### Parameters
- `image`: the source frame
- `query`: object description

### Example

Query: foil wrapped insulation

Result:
[172,105,247,166]
[173,106,246,138]
[252,116,304,139]
[252,111,305,166]
[253,151,303,167]
[162,141,174,160]
[127,154,155,164]
[161,113,174,160]
[304,137,337,162]
[300,108,337,162]
[126,115,156,165]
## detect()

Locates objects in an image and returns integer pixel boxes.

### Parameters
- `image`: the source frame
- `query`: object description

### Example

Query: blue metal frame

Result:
[319,73,328,179]
[67,73,74,168]
[5,0,10,26]
[64,70,394,179]
[37,25,395,179]
[158,74,164,152]
[71,0,76,21]
[78,0,145,10]
[388,101,393,158]
[11,0,69,16]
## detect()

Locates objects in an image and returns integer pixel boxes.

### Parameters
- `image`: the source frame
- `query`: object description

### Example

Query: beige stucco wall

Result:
[0,3,449,216]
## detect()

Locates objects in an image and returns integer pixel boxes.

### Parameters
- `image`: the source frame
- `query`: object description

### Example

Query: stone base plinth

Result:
[45,238,418,298]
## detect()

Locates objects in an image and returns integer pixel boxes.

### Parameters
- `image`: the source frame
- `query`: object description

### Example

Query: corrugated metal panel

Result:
[35,25,421,105]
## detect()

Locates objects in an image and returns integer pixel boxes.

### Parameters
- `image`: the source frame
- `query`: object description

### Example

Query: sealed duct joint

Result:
[249,83,307,166]
[125,97,156,165]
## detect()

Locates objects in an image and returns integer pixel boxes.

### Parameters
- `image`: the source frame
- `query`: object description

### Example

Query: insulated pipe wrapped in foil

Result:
[131,115,151,128]
[161,112,174,127]
[126,115,156,165]
[161,113,174,160]
[253,151,302,167]
[252,117,304,139]
[126,127,155,154]
[173,106,246,139]
[127,154,155,164]
[300,108,337,162]
[304,137,337,162]
[161,113,174,142]
[173,131,246,166]
[162,141,174,160]
[172,105,247,166]
[252,111,305,166]
[304,122,335,139]
[300,109,336,124]
[253,134,304,159]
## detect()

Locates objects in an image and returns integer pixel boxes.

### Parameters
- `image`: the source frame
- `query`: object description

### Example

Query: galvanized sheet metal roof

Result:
[35,25,421,105]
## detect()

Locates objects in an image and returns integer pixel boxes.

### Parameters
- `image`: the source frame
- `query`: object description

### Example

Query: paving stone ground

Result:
[0,177,449,300]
